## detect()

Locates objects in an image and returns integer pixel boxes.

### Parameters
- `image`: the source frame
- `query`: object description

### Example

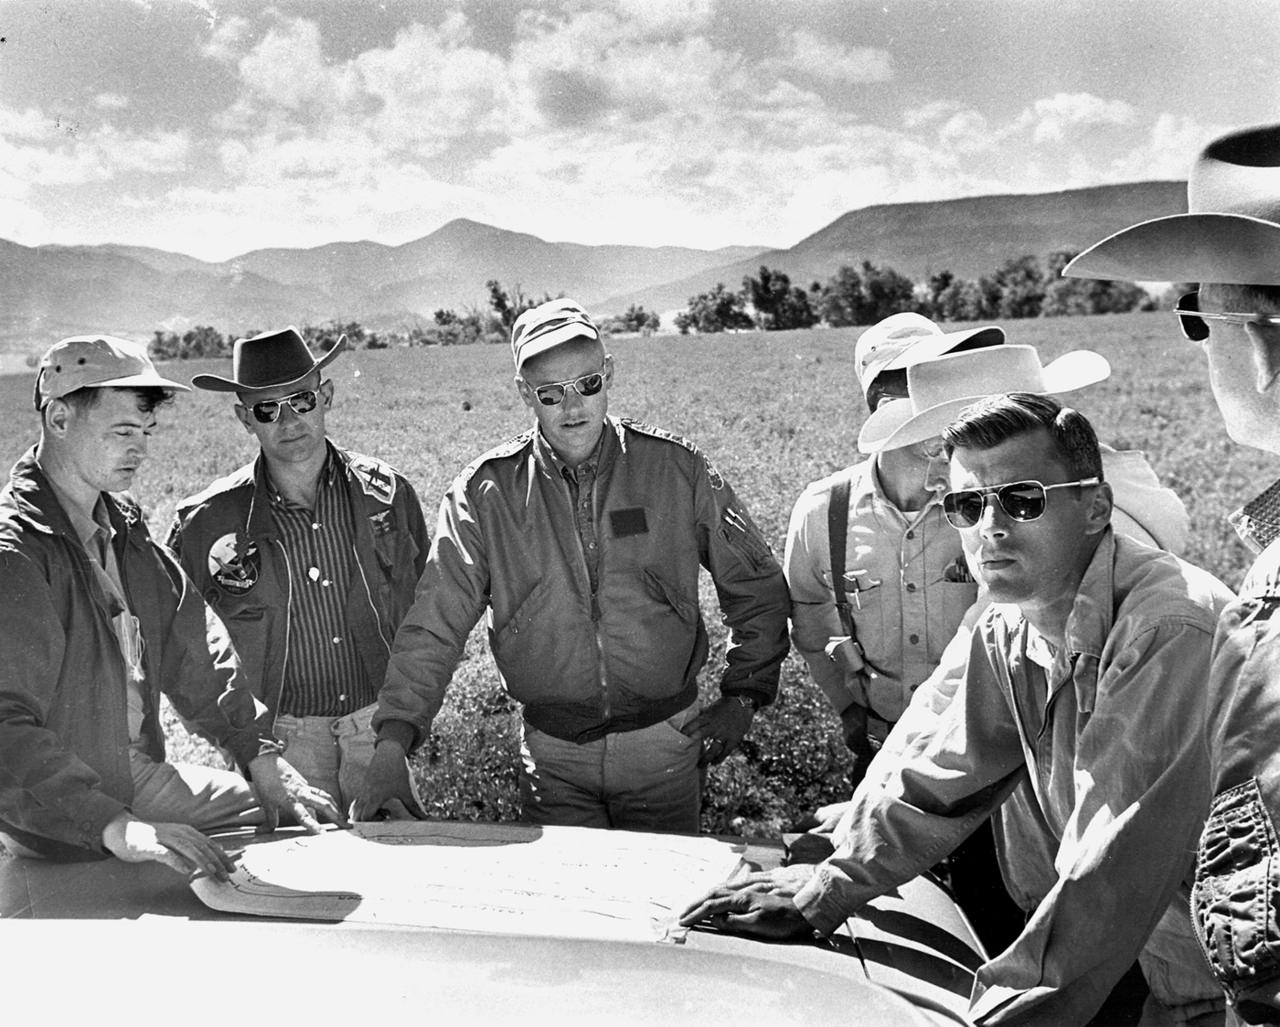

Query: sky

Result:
[1,0,1278,262]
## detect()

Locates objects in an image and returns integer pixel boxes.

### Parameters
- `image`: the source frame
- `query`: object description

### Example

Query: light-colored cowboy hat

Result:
[858,344,1111,453]
[853,312,1004,399]
[191,327,347,393]
[1065,122,1280,285]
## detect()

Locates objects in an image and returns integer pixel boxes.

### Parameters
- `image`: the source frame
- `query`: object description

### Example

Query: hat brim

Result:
[857,350,1112,454]
[90,371,191,393]
[191,335,348,393]
[1063,213,1280,286]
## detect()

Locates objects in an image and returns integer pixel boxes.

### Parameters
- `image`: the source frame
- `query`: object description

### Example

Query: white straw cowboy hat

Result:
[191,327,347,394]
[1065,122,1280,285]
[857,344,1111,454]
[853,312,1005,400]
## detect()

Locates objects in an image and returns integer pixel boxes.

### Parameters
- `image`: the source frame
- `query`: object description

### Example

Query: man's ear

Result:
[234,403,255,434]
[319,378,335,407]
[1247,322,1280,395]
[1084,480,1115,536]
[515,375,536,411]
[43,399,72,437]
[603,353,615,384]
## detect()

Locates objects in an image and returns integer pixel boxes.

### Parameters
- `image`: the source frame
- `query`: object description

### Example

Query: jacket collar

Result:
[7,446,143,545]
[246,437,342,535]
[532,417,615,480]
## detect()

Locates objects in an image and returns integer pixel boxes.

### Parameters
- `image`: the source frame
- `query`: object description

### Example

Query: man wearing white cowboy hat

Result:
[355,297,789,833]
[1067,122,1280,1022]
[684,391,1232,1026]
[167,327,430,816]
[0,335,343,877]
[786,323,1190,955]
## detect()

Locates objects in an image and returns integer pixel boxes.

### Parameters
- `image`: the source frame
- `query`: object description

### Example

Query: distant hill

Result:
[0,182,1186,357]
[598,181,1188,315]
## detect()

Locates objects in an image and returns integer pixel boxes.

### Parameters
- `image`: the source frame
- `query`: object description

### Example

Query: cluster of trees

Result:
[151,281,662,359]
[676,250,1156,334]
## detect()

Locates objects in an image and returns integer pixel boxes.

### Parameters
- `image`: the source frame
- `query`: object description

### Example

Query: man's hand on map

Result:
[683,695,755,766]
[678,864,817,939]
[102,813,238,880]
[350,739,429,821]
[248,753,348,834]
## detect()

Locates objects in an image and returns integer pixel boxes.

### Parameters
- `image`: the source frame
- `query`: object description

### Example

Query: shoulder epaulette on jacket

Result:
[620,418,724,489]
[457,429,536,488]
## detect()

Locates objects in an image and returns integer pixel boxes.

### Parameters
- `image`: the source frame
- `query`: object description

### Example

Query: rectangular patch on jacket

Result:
[369,510,395,536]
[609,507,648,537]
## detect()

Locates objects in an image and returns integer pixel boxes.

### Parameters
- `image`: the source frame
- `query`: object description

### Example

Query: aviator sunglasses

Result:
[942,477,1100,529]
[522,369,606,406]
[249,385,322,423]
[1173,292,1280,343]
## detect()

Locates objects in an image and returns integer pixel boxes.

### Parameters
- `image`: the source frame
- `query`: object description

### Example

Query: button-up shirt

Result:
[784,458,976,736]
[795,531,1233,1024]
[270,454,369,716]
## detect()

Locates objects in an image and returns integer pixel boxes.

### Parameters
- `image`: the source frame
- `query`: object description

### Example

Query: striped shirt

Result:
[271,456,371,717]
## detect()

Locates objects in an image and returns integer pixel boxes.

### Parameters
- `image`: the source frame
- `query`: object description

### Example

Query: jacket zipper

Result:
[352,540,392,656]
[272,537,292,736]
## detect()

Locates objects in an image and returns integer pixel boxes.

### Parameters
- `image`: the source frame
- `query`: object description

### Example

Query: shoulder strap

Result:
[828,473,854,636]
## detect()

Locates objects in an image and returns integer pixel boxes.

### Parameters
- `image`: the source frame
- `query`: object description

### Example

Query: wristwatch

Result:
[732,694,759,714]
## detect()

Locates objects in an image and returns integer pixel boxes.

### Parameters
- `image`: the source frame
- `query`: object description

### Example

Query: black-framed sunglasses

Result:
[1173,291,1280,343]
[522,369,606,406]
[250,385,322,424]
[942,477,1100,529]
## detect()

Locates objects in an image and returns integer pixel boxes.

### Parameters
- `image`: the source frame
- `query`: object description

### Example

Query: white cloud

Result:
[1017,92,1137,144]
[95,93,130,111]
[774,31,893,85]
[202,14,254,64]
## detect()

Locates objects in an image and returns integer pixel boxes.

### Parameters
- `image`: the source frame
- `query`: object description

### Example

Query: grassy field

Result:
[1,311,1272,834]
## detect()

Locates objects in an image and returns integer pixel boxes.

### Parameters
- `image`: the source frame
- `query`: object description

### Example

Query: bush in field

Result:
[675,283,753,334]
[743,266,820,331]
[600,304,660,335]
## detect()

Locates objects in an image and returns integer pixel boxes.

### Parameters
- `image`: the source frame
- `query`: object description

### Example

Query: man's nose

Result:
[977,494,1009,535]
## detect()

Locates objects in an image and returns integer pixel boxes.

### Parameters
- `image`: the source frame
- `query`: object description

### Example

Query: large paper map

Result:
[191,821,746,944]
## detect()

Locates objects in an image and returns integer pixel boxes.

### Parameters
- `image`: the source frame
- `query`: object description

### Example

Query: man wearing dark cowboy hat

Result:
[1068,122,1280,1024]
[167,327,430,815]
[684,393,1232,1026]
[354,297,789,833]
[0,335,343,878]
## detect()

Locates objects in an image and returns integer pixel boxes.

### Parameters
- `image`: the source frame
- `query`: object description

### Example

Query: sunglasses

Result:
[249,386,321,424]
[523,370,606,406]
[1173,291,1280,343]
[942,477,1100,529]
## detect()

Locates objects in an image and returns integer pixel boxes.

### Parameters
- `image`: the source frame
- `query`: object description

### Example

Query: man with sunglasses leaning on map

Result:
[353,298,789,832]
[167,327,430,815]
[682,391,1234,1025]
[1065,122,1280,1025]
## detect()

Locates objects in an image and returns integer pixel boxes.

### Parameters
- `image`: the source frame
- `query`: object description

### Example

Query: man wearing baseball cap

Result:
[354,298,789,833]
[1067,122,1280,1022]
[166,327,430,815]
[0,335,343,878]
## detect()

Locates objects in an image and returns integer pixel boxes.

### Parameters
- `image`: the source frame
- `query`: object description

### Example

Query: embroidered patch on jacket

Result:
[208,533,261,594]
[369,509,395,536]
[352,458,396,503]
[609,507,648,537]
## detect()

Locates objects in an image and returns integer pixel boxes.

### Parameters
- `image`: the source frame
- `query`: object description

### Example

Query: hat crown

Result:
[905,346,1049,413]
[34,334,187,409]
[510,298,599,371]
[854,313,941,389]
[1189,123,1280,222]
[231,328,319,390]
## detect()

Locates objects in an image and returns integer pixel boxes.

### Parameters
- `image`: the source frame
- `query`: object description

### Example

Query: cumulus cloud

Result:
[1017,92,1137,144]
[773,30,893,84]
[95,93,130,111]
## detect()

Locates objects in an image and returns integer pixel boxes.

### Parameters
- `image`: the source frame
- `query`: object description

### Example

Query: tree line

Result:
[676,249,1157,334]
[148,249,1161,360]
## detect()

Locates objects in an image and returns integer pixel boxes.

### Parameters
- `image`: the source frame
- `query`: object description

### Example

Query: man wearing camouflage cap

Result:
[0,335,343,879]
[355,298,789,833]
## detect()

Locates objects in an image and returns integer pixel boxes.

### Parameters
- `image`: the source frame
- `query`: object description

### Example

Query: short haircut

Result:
[865,368,907,413]
[942,392,1103,480]
[60,385,175,416]
[1202,282,1280,312]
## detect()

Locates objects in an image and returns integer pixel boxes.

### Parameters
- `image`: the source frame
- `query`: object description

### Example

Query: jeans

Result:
[272,702,377,815]
[518,703,702,834]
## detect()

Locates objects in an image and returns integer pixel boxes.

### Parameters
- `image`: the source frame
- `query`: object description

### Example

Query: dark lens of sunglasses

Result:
[534,373,604,406]
[943,492,985,528]
[1176,292,1209,342]
[576,372,604,396]
[253,390,317,423]
[534,385,566,406]
[997,483,1047,521]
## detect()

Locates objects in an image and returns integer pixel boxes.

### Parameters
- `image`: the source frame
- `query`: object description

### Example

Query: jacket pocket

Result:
[492,579,551,648]
[1192,778,1280,997]
[643,568,698,624]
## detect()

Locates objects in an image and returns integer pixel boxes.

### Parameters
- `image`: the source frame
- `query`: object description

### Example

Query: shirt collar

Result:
[264,443,338,507]
[1058,528,1116,660]
[1230,477,1280,554]
[534,420,610,482]
[38,465,114,552]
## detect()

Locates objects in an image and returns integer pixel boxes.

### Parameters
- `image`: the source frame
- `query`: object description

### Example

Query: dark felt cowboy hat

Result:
[190,327,346,393]
[1065,122,1280,285]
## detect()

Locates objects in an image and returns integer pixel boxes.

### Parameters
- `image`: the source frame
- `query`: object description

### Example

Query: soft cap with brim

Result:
[511,298,600,371]
[35,335,190,410]
[854,312,1004,397]
[1065,122,1280,285]
[858,344,1111,454]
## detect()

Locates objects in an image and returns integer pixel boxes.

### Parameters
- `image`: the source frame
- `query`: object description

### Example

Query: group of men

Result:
[5,121,1280,1025]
